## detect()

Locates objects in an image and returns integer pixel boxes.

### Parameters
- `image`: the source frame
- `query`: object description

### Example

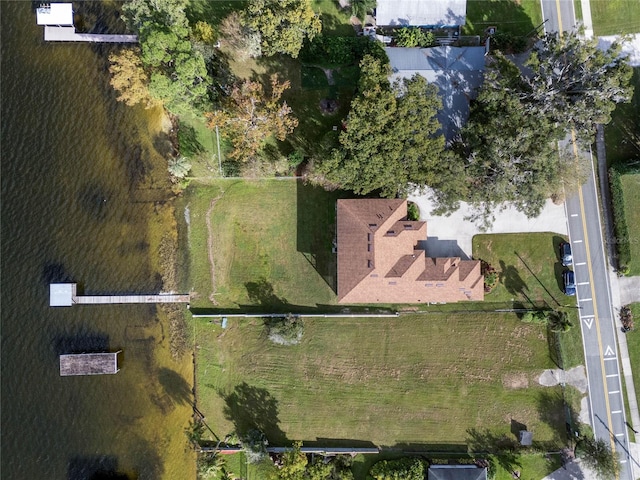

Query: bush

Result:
[480,260,498,293]
[265,314,304,345]
[621,305,634,331]
[407,202,420,221]
[395,27,435,47]
[609,167,631,270]
[490,32,528,54]
[242,429,268,464]
[369,457,427,480]
[177,121,205,158]
[300,36,388,67]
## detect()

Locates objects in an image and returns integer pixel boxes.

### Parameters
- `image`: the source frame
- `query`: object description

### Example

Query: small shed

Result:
[519,430,533,446]
[50,283,76,307]
[36,3,74,26]
[60,351,121,376]
[428,465,488,480]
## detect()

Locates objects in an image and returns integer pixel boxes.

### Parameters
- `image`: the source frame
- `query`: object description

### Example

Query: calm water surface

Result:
[1,3,194,479]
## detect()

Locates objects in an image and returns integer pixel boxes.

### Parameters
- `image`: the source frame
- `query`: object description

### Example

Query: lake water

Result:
[1,3,194,479]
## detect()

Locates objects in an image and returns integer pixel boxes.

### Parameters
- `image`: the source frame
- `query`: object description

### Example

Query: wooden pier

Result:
[44,26,138,43]
[50,284,189,307]
[60,351,121,376]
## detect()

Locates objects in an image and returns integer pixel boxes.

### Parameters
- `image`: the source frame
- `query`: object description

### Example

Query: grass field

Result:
[626,304,640,409]
[195,313,568,449]
[464,0,542,36]
[590,0,640,36]
[185,179,351,310]
[620,174,640,275]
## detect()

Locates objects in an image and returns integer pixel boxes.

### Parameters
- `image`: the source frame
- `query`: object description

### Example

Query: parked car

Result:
[563,269,576,296]
[560,241,572,266]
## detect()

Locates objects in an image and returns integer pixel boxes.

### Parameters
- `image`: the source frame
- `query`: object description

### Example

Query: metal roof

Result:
[36,3,73,26]
[376,0,467,26]
[386,46,486,141]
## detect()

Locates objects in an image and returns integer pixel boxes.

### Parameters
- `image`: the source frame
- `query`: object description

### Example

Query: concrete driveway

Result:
[407,189,568,258]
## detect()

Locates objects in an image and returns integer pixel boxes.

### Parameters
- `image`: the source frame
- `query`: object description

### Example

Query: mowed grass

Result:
[195,314,567,448]
[186,179,347,309]
[590,0,640,35]
[464,0,542,36]
[626,304,640,409]
[620,174,640,275]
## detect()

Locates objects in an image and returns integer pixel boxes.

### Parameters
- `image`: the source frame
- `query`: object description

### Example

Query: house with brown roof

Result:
[337,199,483,304]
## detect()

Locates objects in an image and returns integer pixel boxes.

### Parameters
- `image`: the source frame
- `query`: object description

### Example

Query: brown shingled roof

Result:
[337,199,484,304]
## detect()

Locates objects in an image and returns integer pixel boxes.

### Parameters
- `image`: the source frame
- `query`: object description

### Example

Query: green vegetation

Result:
[370,457,427,480]
[464,0,542,37]
[604,68,640,274]
[627,304,640,409]
[195,313,567,448]
[590,0,640,36]
[575,435,619,480]
[395,27,436,48]
[185,180,346,310]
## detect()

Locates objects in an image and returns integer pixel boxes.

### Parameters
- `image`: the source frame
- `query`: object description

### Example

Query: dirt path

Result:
[205,193,224,305]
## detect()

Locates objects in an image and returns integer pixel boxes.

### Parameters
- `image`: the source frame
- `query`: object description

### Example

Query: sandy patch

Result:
[502,372,530,389]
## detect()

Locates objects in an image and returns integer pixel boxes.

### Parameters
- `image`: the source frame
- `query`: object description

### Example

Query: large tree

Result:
[577,436,619,480]
[522,31,634,142]
[206,74,298,162]
[318,55,444,197]
[119,0,209,114]
[243,0,322,58]
[108,47,156,108]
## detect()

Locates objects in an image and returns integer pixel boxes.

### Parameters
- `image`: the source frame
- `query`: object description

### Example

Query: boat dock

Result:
[60,351,121,376]
[44,26,138,43]
[50,284,189,307]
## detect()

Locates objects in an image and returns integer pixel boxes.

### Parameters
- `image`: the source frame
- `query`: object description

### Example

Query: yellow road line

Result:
[573,131,618,459]
[555,0,564,34]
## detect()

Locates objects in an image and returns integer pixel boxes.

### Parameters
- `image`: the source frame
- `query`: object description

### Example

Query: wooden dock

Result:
[44,26,138,43]
[50,284,189,307]
[60,351,121,376]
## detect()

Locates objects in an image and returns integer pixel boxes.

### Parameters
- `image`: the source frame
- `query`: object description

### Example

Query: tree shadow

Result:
[42,261,75,285]
[245,278,289,308]
[466,428,521,473]
[498,260,529,298]
[514,251,561,308]
[53,331,111,356]
[510,419,528,441]
[222,382,288,445]
[158,367,193,406]
[535,390,566,448]
[67,455,132,480]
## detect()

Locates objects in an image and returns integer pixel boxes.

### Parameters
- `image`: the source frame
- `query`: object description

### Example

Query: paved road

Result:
[541,1,636,478]
[541,0,576,34]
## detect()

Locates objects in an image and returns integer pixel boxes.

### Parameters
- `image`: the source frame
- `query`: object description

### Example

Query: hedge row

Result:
[608,167,631,269]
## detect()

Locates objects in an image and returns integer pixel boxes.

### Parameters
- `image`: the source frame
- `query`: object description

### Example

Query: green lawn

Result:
[195,313,568,450]
[464,0,542,36]
[626,304,640,411]
[185,179,349,310]
[620,174,640,275]
[590,0,640,35]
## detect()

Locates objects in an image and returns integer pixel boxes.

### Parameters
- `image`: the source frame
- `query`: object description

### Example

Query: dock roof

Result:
[36,3,74,26]
[59,352,120,376]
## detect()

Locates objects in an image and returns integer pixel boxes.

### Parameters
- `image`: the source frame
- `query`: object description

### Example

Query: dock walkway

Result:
[44,26,138,43]
[50,284,189,307]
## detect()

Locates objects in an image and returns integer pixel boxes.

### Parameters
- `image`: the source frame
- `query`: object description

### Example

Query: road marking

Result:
[582,317,594,329]
[621,460,628,464]
[612,410,622,414]
[605,345,615,356]
[555,0,564,34]
[609,390,620,395]
[573,239,583,243]
[606,373,619,378]
[578,281,589,285]
[604,357,618,361]
[575,132,617,458]
[575,262,586,266]
[571,213,578,217]
[579,297,592,302]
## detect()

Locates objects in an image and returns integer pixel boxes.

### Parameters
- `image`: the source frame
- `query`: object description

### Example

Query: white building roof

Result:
[36,3,74,26]
[376,0,467,27]
[50,283,75,307]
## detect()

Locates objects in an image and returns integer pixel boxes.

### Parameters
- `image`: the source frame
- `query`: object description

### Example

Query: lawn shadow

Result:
[222,382,288,445]
[296,181,351,293]
[498,260,532,306]
[514,251,561,308]
[245,278,290,308]
[552,235,566,292]
[466,427,521,472]
[509,419,528,441]
[464,0,537,36]
[158,367,193,406]
[535,390,567,448]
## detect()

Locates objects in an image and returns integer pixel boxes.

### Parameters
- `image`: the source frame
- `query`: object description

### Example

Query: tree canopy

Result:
[317,55,444,197]
[206,74,298,162]
[108,47,156,108]
[243,0,322,58]
[577,436,619,480]
[120,0,209,114]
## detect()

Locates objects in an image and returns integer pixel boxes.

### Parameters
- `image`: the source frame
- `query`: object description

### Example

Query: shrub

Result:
[177,122,205,158]
[621,305,634,331]
[265,314,304,345]
[609,167,631,270]
[480,260,498,293]
[242,429,268,464]
[490,32,528,54]
[407,202,420,221]
[395,27,435,47]
[369,457,427,480]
